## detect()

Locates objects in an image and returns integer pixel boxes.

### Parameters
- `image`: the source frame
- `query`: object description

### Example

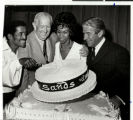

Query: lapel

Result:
[30,32,43,55]
[91,40,111,65]
[29,32,47,64]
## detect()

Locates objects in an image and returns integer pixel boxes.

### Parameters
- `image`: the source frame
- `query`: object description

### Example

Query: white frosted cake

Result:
[36,59,87,83]
[31,59,97,102]
[5,59,121,120]
[5,89,121,120]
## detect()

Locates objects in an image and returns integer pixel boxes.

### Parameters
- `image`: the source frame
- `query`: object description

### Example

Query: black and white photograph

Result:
[1,4,131,120]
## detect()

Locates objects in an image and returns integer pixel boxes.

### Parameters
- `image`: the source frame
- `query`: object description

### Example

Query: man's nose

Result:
[83,34,87,41]
[43,26,49,32]
[59,33,63,38]
[43,26,47,32]
[22,33,26,40]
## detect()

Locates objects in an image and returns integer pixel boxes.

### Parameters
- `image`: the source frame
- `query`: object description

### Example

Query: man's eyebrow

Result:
[83,31,91,33]
[18,32,26,35]
[39,25,50,27]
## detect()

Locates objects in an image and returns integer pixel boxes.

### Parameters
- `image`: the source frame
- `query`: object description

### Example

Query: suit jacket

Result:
[87,39,130,103]
[18,31,54,64]
[16,31,56,96]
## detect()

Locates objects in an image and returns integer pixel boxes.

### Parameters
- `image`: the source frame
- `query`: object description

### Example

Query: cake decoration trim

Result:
[37,70,88,92]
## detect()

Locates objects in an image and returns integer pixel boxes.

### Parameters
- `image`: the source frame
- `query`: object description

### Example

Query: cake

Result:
[5,89,121,120]
[4,59,121,120]
[31,59,97,102]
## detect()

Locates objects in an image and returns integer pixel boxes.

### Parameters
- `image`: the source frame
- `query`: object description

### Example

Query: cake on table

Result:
[5,59,121,120]
[32,59,96,102]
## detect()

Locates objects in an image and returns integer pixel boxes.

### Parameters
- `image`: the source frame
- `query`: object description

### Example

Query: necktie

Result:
[43,41,49,63]
[87,47,95,65]
[90,47,95,61]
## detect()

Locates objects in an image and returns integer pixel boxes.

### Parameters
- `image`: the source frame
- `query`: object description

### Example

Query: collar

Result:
[3,37,10,51]
[3,37,19,55]
[95,37,105,55]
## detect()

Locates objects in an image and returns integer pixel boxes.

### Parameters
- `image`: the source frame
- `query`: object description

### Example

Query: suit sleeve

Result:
[110,48,130,102]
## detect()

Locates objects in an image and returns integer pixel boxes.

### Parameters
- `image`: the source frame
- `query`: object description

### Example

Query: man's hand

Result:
[79,45,89,57]
[19,58,42,70]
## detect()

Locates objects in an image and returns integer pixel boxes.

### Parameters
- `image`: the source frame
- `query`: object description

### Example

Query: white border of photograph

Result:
[0,1,132,120]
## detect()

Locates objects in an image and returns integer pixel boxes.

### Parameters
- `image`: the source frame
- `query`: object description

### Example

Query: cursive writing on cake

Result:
[37,70,88,92]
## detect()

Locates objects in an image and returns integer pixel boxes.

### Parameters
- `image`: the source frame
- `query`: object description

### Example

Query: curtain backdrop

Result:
[4,5,130,51]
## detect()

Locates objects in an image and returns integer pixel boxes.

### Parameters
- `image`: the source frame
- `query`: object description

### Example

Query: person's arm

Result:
[2,51,22,87]
[79,45,89,57]
[19,58,42,70]
[18,40,41,70]
[110,48,130,108]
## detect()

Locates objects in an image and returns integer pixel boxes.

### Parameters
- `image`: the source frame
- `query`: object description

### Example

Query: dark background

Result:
[106,0,133,1]
[4,5,130,52]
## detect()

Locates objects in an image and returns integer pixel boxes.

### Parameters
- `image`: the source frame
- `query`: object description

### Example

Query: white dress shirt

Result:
[3,37,22,93]
[95,37,105,56]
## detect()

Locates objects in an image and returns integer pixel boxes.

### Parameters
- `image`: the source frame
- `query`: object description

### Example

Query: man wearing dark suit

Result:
[82,17,130,120]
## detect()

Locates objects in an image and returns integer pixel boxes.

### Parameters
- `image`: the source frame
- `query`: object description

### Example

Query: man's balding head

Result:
[33,12,53,26]
[32,12,53,41]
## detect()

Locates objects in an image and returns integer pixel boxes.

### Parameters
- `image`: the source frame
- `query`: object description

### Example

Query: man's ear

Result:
[7,34,14,41]
[32,22,36,31]
[98,30,104,38]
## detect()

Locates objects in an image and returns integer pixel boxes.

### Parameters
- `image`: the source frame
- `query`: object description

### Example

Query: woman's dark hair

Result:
[52,12,83,44]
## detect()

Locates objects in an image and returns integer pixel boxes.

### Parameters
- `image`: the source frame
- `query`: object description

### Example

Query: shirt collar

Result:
[3,37,10,51]
[95,37,105,55]
[3,37,18,55]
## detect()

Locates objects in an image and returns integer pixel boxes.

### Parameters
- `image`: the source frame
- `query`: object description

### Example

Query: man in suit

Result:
[16,12,58,95]
[18,12,57,68]
[82,17,130,120]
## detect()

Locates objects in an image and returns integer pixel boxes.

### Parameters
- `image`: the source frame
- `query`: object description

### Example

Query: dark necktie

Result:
[87,47,95,65]
[43,41,49,63]
[90,47,95,61]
